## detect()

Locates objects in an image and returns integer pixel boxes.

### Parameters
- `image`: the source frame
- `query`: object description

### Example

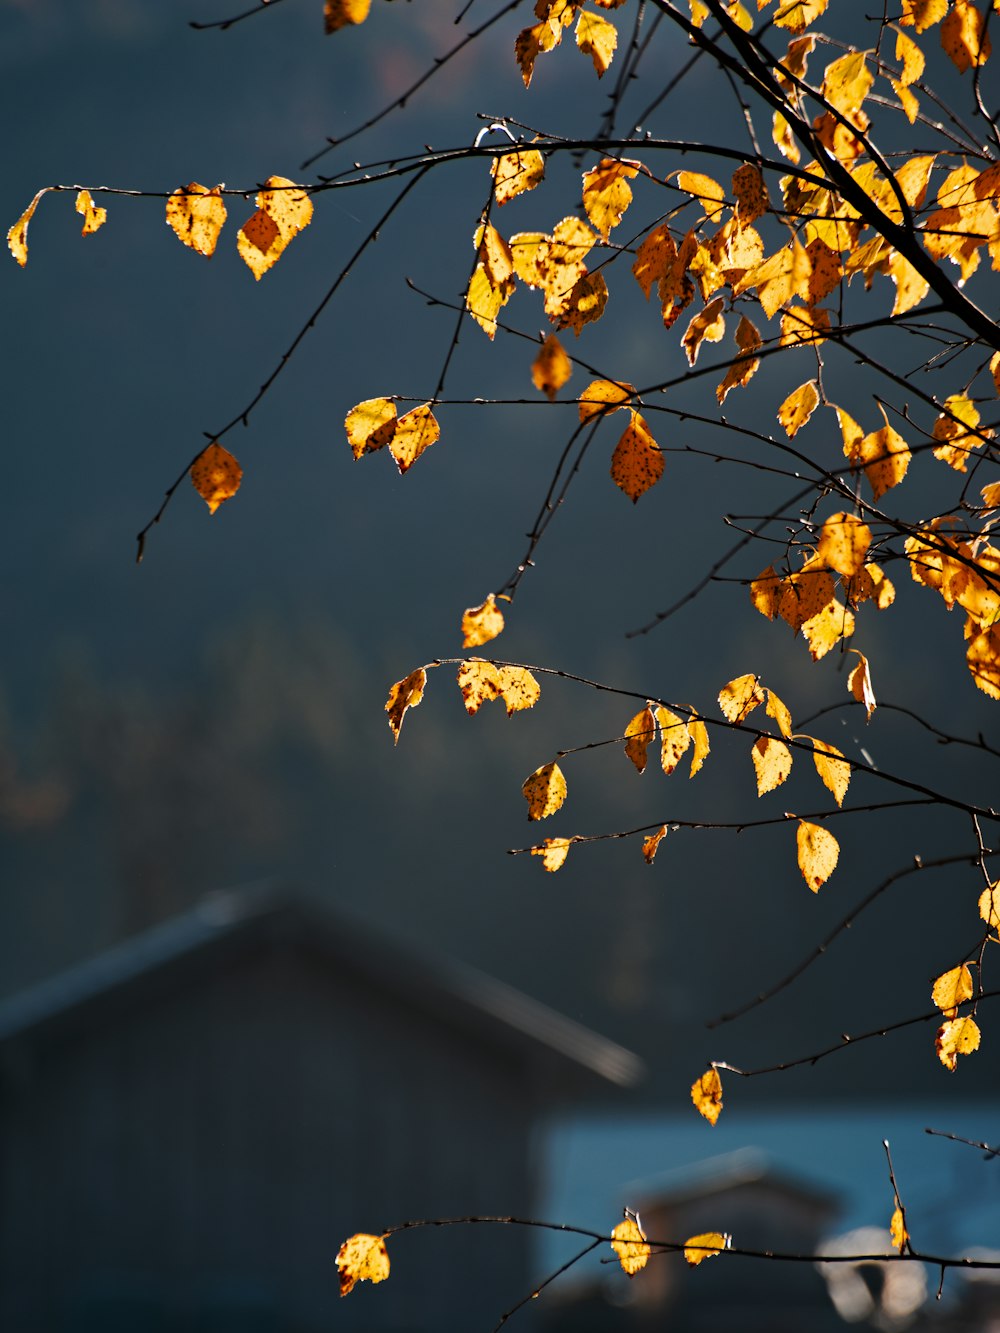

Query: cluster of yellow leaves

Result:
[623,702,709,779]
[931,955,980,1071]
[509,216,607,336]
[516,1,620,87]
[344,399,441,474]
[336,1232,390,1296]
[8,188,104,267]
[384,659,542,745]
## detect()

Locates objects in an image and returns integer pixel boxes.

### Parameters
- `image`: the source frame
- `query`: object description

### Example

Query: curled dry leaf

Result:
[796,819,839,890]
[76,189,107,237]
[7,189,48,266]
[461,594,505,649]
[531,837,572,872]
[336,1232,389,1297]
[642,825,668,864]
[385,667,427,745]
[935,1015,981,1071]
[691,1067,723,1125]
[978,882,1000,931]
[190,442,242,515]
[687,712,710,777]
[684,1232,729,1266]
[610,1217,650,1276]
[522,762,568,820]
[682,297,726,367]
[847,652,876,720]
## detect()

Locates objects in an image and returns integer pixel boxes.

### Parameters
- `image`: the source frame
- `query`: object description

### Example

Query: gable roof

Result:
[0,881,643,1092]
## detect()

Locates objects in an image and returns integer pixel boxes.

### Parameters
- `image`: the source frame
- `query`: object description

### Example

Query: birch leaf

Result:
[931,964,973,1017]
[385,668,427,744]
[752,736,792,795]
[935,1016,981,1070]
[691,1067,723,1124]
[718,674,765,724]
[624,706,656,774]
[190,442,242,515]
[492,150,546,204]
[684,1233,728,1266]
[847,651,876,720]
[643,825,668,864]
[523,762,567,820]
[531,837,573,872]
[611,1218,650,1276]
[532,333,573,400]
[797,819,840,890]
[76,189,108,237]
[336,1232,389,1297]
[165,183,225,257]
[388,404,440,474]
[461,594,505,649]
[611,410,664,502]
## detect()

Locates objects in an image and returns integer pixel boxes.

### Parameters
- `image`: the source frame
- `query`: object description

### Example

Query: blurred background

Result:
[1,1,998,1329]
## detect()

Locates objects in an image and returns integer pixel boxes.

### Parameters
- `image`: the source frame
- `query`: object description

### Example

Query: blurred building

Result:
[0,883,642,1333]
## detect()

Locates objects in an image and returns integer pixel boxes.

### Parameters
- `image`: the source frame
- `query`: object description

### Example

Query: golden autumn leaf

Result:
[611,410,664,502]
[779,304,830,348]
[817,512,872,578]
[388,404,440,474]
[555,269,608,335]
[345,398,397,459]
[890,1207,908,1254]
[774,0,827,31]
[237,176,313,279]
[717,315,761,405]
[822,49,873,118]
[642,824,668,864]
[165,183,226,257]
[531,837,573,872]
[932,394,986,472]
[466,263,515,339]
[718,674,765,724]
[461,594,505,649]
[941,0,992,73]
[935,1015,981,1071]
[624,706,656,774]
[735,239,811,317]
[732,162,768,225]
[752,736,792,796]
[611,1217,650,1276]
[7,189,47,266]
[778,380,819,438]
[385,667,427,744]
[777,559,836,633]
[801,599,856,662]
[325,0,372,33]
[676,170,726,221]
[750,565,782,620]
[656,706,691,775]
[632,224,676,299]
[682,297,726,367]
[684,1232,728,1266]
[797,819,840,891]
[978,882,1000,931]
[190,442,242,515]
[576,8,617,76]
[857,416,911,500]
[496,665,541,716]
[336,1232,389,1296]
[75,189,107,237]
[688,712,710,777]
[847,651,876,721]
[765,689,793,739]
[515,20,559,89]
[523,761,568,820]
[966,626,1000,700]
[901,0,947,30]
[532,333,573,400]
[809,737,851,805]
[931,963,974,1017]
[492,149,546,205]
[457,659,502,715]
[582,157,640,240]
[579,378,635,422]
[691,1067,723,1124]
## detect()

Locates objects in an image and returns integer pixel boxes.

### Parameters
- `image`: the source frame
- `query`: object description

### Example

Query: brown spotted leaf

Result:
[936,1015,981,1071]
[610,410,663,502]
[388,404,440,474]
[461,594,505,649]
[190,442,242,515]
[336,1232,389,1296]
[165,183,226,257]
[237,176,313,280]
[718,674,765,724]
[523,762,568,820]
[76,189,108,237]
[385,668,427,745]
[345,398,397,459]
[492,150,546,204]
[532,333,573,400]
[7,189,48,266]
[624,706,656,774]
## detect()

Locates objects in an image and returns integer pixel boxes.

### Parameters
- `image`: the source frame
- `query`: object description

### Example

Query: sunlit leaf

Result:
[931,963,974,1017]
[765,689,793,739]
[554,269,608,335]
[190,441,242,515]
[76,189,107,237]
[388,404,440,474]
[461,594,505,649]
[890,1207,908,1254]
[611,410,664,502]
[718,674,765,724]
[656,705,691,775]
[336,1232,389,1296]
[165,183,225,257]
[732,163,769,225]
[978,882,1000,931]
[576,8,617,76]
[531,837,573,872]
[817,512,872,577]
[579,378,634,422]
[717,315,761,404]
[857,415,911,499]
[966,626,1000,699]
[797,819,839,890]
[676,170,726,221]
[682,297,726,367]
[466,263,515,339]
[624,706,656,774]
[532,333,573,400]
[611,1217,650,1276]
[932,394,987,472]
[496,665,542,715]
[237,175,313,280]
[847,651,876,720]
[778,380,819,438]
[458,659,502,715]
[582,157,640,240]
[691,1067,723,1124]
[632,223,677,299]
[642,824,668,864]
[935,1015,981,1070]
[809,737,851,805]
[900,0,948,30]
[940,0,992,72]
[325,0,372,33]
[492,149,546,204]
[345,398,397,459]
[684,1232,728,1266]
[801,599,856,661]
[688,712,710,777]
[385,668,427,745]
[523,761,568,820]
[752,735,792,796]
[7,189,47,267]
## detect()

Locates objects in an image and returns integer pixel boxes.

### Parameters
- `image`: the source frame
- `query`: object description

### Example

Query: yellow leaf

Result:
[642,824,668,864]
[582,157,640,240]
[941,0,992,72]
[165,183,225,257]
[688,712,711,777]
[817,512,872,578]
[532,333,573,400]
[611,1217,650,1276]
[779,304,830,347]
[809,737,851,805]
[805,237,842,304]
[497,665,541,716]
[935,1015,981,1071]
[750,565,782,620]
[735,240,811,317]
[777,559,836,632]
[385,667,427,745]
[982,481,1000,509]
[801,599,856,661]
[523,761,568,820]
[684,1232,728,1266]
[718,674,765,724]
[967,625,1000,699]
[388,404,440,474]
[894,25,926,83]
[717,315,761,404]
[932,394,987,472]
[752,736,792,796]
[931,963,974,1017]
[492,149,546,205]
[579,378,635,422]
[676,170,726,221]
[336,1232,389,1296]
[576,8,617,76]
[978,882,1000,930]
[466,263,515,339]
[991,351,1000,395]
[732,163,769,225]
[610,410,664,503]
[774,0,828,31]
[75,189,107,237]
[656,706,691,775]
[847,651,876,721]
[554,269,608,335]
[237,176,313,280]
[797,819,839,891]
[624,706,656,774]
[476,220,515,286]
[515,21,559,88]
[632,224,677,300]
[7,189,47,267]
[682,297,726,367]
[890,1207,908,1254]
[457,659,502,715]
[901,0,948,30]
[190,441,242,515]
[766,689,793,739]
[691,1067,723,1124]
[858,416,911,500]
[325,0,372,33]
[344,398,397,460]
[778,380,819,438]
[531,837,573,872]
[461,594,505,649]
[821,50,873,118]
